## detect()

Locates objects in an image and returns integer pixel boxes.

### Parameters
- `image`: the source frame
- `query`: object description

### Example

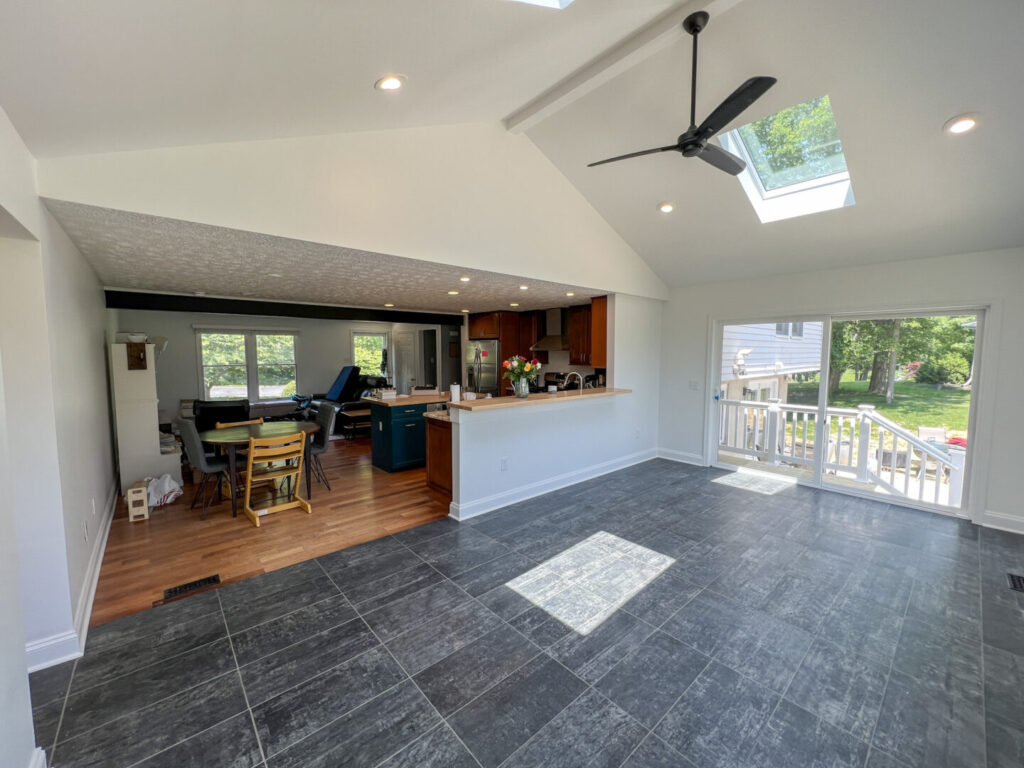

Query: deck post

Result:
[947,446,966,508]
[856,404,875,482]
[766,399,781,465]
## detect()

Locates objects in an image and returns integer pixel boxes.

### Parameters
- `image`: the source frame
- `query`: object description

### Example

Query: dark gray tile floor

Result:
[29,461,1024,767]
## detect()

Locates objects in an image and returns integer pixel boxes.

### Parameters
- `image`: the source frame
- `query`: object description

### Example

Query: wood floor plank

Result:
[91,438,448,626]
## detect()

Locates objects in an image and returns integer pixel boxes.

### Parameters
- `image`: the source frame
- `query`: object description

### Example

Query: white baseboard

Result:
[27,747,47,768]
[450,449,658,521]
[26,481,116,672]
[657,448,707,466]
[981,509,1024,534]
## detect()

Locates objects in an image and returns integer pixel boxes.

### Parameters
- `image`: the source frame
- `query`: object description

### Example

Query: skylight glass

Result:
[719,95,855,223]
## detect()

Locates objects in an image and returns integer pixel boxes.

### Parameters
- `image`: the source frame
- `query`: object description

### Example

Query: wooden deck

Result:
[90,437,448,626]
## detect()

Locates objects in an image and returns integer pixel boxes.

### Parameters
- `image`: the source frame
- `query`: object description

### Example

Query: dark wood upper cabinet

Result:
[467,312,500,339]
[567,304,591,366]
[590,296,608,369]
[499,312,519,359]
[517,311,548,363]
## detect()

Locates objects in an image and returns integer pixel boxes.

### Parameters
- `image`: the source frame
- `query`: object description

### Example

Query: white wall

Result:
[451,293,662,518]
[658,248,1024,532]
[36,122,667,301]
[114,309,446,410]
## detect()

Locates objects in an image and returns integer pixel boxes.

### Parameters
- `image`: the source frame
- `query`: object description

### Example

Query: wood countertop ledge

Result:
[448,387,631,412]
[362,394,450,407]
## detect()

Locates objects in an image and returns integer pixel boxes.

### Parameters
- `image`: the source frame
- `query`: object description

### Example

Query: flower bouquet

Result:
[502,355,542,398]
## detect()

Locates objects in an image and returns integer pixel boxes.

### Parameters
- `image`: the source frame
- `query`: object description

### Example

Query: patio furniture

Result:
[917,426,948,444]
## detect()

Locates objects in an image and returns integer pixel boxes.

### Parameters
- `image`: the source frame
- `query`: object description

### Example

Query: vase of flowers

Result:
[502,355,541,398]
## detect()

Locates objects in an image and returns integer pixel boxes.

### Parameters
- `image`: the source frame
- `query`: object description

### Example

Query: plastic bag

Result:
[148,473,183,507]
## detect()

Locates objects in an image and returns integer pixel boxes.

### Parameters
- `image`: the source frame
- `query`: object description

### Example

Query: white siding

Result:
[721,322,823,382]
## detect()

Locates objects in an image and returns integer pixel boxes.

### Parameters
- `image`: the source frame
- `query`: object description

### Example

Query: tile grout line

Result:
[218,590,268,766]
[43,658,78,768]
[976,527,987,768]
[317,558,487,768]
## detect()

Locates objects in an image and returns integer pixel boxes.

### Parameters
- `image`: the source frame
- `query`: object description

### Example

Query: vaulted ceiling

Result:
[3,0,1023,296]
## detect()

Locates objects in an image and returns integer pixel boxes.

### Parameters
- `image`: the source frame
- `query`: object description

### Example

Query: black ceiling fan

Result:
[588,10,776,175]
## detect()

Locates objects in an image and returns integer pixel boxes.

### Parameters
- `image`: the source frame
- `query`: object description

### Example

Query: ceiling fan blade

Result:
[696,76,777,140]
[587,144,679,167]
[698,143,747,175]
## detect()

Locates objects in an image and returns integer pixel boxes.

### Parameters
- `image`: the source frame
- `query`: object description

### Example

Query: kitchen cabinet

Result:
[567,304,592,366]
[590,295,608,368]
[468,312,500,339]
[368,399,439,472]
[425,415,452,500]
[517,311,548,363]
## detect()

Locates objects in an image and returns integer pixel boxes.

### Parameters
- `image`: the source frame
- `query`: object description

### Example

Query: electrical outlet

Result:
[500,457,509,472]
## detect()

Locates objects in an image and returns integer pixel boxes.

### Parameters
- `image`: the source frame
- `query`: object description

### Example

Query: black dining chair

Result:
[308,403,338,490]
[178,419,230,519]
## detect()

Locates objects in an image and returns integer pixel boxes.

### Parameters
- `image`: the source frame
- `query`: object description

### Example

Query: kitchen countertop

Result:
[362,393,450,407]
[423,410,451,423]
[448,387,630,412]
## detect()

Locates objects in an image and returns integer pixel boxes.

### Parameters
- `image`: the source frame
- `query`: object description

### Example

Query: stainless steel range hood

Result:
[530,308,568,352]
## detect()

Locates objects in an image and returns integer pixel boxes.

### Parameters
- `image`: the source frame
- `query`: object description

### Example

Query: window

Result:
[776,322,790,336]
[352,332,388,376]
[719,95,855,223]
[198,331,297,401]
[775,322,805,338]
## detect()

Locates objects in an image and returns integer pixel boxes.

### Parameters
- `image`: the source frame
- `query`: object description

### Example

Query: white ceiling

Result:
[0,0,676,157]
[43,199,602,313]
[526,0,1024,285]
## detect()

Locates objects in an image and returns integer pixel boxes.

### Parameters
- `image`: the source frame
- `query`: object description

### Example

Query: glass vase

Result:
[512,378,530,398]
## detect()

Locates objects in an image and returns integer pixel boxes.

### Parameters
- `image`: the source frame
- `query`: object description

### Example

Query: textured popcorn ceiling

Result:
[44,199,600,313]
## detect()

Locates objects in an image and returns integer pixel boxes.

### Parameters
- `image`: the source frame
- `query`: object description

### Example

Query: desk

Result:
[198,421,320,518]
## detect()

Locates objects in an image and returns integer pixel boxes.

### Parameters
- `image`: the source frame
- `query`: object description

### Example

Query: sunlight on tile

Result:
[713,467,797,495]
[506,532,674,634]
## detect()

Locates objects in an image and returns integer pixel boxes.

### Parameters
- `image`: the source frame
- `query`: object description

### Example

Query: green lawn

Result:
[787,380,971,434]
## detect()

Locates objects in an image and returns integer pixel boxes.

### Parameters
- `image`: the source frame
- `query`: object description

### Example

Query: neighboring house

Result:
[721,321,824,401]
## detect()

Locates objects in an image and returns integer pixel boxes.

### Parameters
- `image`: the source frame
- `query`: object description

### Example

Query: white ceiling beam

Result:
[504,0,746,133]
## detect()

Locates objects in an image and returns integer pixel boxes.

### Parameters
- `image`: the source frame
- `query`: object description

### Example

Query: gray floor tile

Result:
[821,592,904,666]
[618,564,702,626]
[986,711,1024,768]
[83,589,222,655]
[385,598,504,674]
[477,584,536,620]
[785,637,889,740]
[449,551,537,597]
[52,673,247,768]
[595,630,709,728]
[762,570,847,634]
[265,680,439,768]
[984,644,1024,725]
[872,670,985,768]
[905,578,982,641]
[391,516,461,546]
[748,698,870,768]
[239,617,379,705]
[28,658,76,709]
[252,645,406,757]
[60,638,236,740]
[361,579,471,641]
[410,527,510,577]
[843,564,915,613]
[230,593,357,665]
[315,535,407,572]
[892,618,983,706]
[654,661,778,768]
[221,575,340,634]
[549,609,655,684]
[619,734,696,768]
[131,712,262,768]
[343,561,446,611]
[982,589,1024,657]
[865,750,913,768]
[500,688,646,768]
[447,654,587,768]
[218,559,327,610]
[376,724,478,768]
[321,546,425,595]
[32,698,62,752]
[413,624,538,716]
[508,606,573,648]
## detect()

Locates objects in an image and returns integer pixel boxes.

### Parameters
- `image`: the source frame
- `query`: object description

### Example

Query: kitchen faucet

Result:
[564,371,584,394]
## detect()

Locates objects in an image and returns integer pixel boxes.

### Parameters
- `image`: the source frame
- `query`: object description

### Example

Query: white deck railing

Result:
[719,399,966,507]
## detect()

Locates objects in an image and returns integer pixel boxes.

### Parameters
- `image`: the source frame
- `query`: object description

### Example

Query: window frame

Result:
[196,329,298,403]
[350,330,390,377]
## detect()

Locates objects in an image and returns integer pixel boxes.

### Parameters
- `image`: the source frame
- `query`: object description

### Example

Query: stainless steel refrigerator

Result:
[465,340,499,395]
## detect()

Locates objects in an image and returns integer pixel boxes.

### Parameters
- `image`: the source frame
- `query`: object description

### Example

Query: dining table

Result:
[197,420,320,518]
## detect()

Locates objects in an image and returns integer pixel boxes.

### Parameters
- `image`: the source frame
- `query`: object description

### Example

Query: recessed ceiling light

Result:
[448,290,459,295]
[460,276,471,282]
[194,291,206,297]
[658,202,675,214]
[510,302,520,307]
[510,0,576,7]
[565,291,575,297]
[943,113,977,134]
[268,272,282,278]
[461,309,470,313]
[384,303,395,307]
[374,74,405,91]
[519,285,529,290]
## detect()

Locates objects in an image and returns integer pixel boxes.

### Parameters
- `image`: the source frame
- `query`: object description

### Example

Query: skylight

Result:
[719,95,855,223]
[509,0,575,8]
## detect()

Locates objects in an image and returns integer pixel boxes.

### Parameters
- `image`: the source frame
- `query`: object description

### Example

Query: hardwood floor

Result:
[90,437,448,626]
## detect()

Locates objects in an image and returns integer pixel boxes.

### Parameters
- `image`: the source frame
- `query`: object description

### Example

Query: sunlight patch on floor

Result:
[506,532,674,635]
[713,467,797,495]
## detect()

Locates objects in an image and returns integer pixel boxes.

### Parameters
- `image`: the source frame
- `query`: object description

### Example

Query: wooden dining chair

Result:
[215,417,264,429]
[242,432,311,527]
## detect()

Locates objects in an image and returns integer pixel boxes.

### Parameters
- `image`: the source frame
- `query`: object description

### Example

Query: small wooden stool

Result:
[127,481,149,522]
